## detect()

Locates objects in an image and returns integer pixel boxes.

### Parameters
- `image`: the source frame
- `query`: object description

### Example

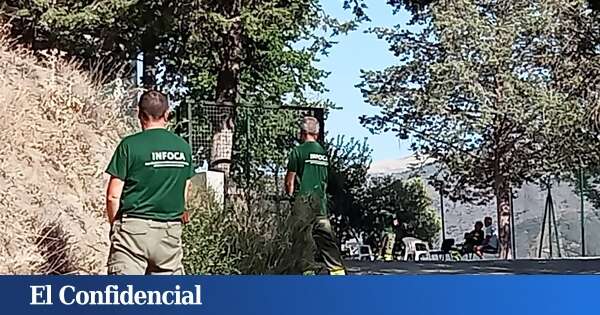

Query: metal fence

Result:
[174,101,325,197]
[436,174,600,259]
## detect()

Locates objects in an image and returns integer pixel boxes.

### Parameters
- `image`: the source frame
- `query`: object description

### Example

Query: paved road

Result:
[346,258,600,275]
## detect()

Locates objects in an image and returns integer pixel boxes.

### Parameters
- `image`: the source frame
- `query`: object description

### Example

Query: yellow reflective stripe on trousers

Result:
[329,268,346,276]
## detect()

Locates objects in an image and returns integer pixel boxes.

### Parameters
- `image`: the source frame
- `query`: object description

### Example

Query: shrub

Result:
[182,187,241,275]
[183,186,302,274]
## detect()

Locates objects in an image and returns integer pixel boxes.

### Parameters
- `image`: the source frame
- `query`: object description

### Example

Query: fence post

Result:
[550,190,561,258]
[580,167,586,257]
[187,101,193,153]
[548,188,553,258]
[538,186,550,258]
[439,184,446,242]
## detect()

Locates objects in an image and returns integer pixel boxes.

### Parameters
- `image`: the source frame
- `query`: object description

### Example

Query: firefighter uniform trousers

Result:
[285,195,346,275]
[379,231,396,261]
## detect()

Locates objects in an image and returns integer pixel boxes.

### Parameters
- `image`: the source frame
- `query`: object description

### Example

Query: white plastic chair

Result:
[358,245,374,261]
[343,243,374,261]
[402,237,430,261]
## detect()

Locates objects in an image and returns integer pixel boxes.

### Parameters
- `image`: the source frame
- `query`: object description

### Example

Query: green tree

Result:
[359,0,599,259]
[229,107,325,206]
[342,0,436,17]
[538,3,600,207]
[386,0,436,14]
[357,176,440,252]
[1,0,182,86]
[173,0,361,177]
[326,135,372,243]
[324,135,440,251]
[2,1,367,183]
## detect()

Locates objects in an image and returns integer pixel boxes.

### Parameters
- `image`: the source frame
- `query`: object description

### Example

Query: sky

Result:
[318,1,412,162]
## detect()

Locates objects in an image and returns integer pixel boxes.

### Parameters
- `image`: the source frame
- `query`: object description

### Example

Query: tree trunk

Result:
[210,0,242,177]
[492,61,512,259]
[142,51,157,89]
[141,33,157,89]
[495,176,513,259]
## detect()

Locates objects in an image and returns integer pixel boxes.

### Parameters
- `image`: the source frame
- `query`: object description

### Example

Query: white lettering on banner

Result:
[162,291,174,305]
[76,291,90,305]
[134,290,146,305]
[146,151,189,168]
[42,284,204,306]
[147,290,161,304]
[30,285,52,305]
[59,286,76,305]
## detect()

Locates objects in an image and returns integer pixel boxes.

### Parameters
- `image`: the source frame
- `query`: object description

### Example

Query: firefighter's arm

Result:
[285,148,298,196]
[182,179,192,224]
[106,176,124,225]
[285,171,296,196]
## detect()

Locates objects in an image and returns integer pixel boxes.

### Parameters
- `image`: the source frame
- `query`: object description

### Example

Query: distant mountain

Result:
[368,156,600,258]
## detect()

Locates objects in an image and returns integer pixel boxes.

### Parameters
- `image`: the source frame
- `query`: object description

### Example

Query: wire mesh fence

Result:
[510,179,600,259]
[176,101,325,198]
[435,176,600,259]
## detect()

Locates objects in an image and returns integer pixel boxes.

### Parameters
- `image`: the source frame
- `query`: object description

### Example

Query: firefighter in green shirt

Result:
[285,116,346,275]
[378,217,399,261]
[105,90,194,275]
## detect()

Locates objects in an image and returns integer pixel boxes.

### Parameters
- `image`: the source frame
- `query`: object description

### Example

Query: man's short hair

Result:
[138,90,169,121]
[301,116,320,135]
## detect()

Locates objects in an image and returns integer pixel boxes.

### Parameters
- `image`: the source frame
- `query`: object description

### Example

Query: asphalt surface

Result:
[345,258,600,275]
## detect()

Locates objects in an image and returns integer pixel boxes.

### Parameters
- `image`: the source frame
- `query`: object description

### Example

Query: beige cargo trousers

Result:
[107,217,184,275]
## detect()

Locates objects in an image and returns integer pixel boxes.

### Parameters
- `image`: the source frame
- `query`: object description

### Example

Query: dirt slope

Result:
[0,39,134,274]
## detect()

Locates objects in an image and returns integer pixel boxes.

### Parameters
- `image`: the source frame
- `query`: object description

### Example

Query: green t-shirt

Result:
[106,128,194,221]
[287,141,329,215]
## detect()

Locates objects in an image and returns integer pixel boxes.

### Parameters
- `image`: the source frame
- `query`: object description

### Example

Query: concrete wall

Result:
[191,171,225,206]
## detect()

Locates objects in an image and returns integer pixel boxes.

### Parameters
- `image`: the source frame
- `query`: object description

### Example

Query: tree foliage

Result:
[342,0,435,18]
[357,176,440,252]
[169,0,360,176]
[359,0,600,259]
[325,136,439,253]
[326,135,372,243]
[230,107,310,195]
[1,0,367,179]
[1,0,179,80]
[1,1,350,83]
[386,0,436,14]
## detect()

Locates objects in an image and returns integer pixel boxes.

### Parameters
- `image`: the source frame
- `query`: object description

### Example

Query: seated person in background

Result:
[475,216,499,257]
[463,232,471,242]
[461,221,484,255]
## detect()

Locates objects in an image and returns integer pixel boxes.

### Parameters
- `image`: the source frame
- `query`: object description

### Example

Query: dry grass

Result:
[0,37,136,274]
